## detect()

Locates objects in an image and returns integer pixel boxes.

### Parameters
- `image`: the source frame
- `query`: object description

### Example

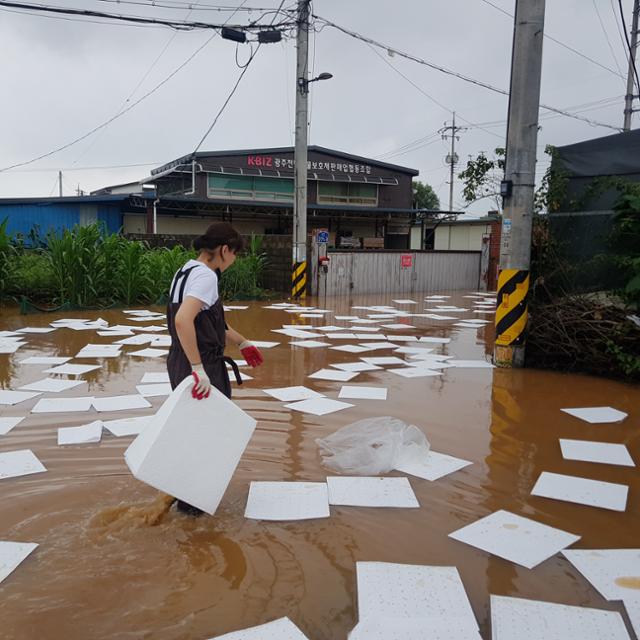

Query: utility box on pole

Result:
[494,0,546,368]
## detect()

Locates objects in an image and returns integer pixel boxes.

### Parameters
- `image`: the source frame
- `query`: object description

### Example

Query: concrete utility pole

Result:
[623,0,639,131]
[58,170,63,197]
[494,0,546,368]
[292,0,310,299]
[439,112,465,212]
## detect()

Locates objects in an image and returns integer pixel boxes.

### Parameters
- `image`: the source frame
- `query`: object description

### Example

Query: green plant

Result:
[0,218,16,302]
[143,245,196,302]
[10,251,56,301]
[112,239,150,305]
[220,235,267,299]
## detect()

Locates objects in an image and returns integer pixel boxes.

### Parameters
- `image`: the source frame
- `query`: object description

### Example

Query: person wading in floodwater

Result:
[167,222,264,516]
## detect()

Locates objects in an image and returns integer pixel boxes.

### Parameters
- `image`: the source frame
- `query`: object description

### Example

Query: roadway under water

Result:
[0,293,638,639]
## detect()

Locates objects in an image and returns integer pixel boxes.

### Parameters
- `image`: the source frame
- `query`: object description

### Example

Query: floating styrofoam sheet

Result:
[331,362,382,373]
[92,395,152,412]
[454,322,484,329]
[531,471,628,512]
[350,326,382,332]
[348,319,380,325]
[308,368,359,382]
[115,334,155,346]
[19,356,71,365]
[393,346,434,355]
[560,406,628,424]
[248,340,280,349]
[360,356,406,366]
[357,342,399,351]
[335,316,360,320]
[44,363,100,376]
[419,336,451,344]
[448,360,495,368]
[385,335,418,342]
[421,314,459,320]
[338,386,388,400]
[16,327,56,334]
[405,360,453,370]
[262,386,325,402]
[316,325,348,332]
[97,330,134,337]
[125,377,256,514]
[327,476,419,508]
[326,333,360,340]
[367,314,398,320]
[562,548,640,601]
[0,417,25,435]
[223,305,249,311]
[284,398,355,416]
[272,328,323,339]
[299,313,324,318]
[0,449,47,480]
[244,481,330,521]
[448,509,580,569]
[103,415,152,437]
[289,340,332,348]
[490,595,631,640]
[0,343,26,354]
[330,344,369,354]
[19,378,85,393]
[209,617,310,640]
[0,541,38,585]
[396,450,472,481]
[0,331,21,337]
[392,299,417,304]
[381,323,417,330]
[129,348,169,359]
[389,368,442,378]
[140,371,170,384]
[559,439,635,467]
[32,397,94,413]
[356,562,478,633]
[58,420,103,445]
[0,390,41,406]
[348,619,482,640]
[355,333,387,341]
[229,371,253,383]
[75,348,122,358]
[136,383,172,398]
[150,336,172,347]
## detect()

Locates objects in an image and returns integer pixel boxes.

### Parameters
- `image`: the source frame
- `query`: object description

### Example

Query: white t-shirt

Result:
[171,259,219,309]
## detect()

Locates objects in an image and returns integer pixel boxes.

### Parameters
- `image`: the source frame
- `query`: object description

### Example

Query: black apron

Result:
[166,264,241,398]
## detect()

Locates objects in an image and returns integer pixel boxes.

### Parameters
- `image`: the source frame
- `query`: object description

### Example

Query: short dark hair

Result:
[193,222,245,254]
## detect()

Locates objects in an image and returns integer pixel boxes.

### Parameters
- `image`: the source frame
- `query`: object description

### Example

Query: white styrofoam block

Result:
[360,357,406,366]
[17,327,56,334]
[43,363,100,376]
[289,340,332,348]
[136,384,173,398]
[559,439,635,467]
[329,345,369,354]
[284,398,354,416]
[92,395,152,412]
[19,356,71,365]
[0,449,47,480]
[490,594,631,640]
[129,348,169,358]
[389,368,442,378]
[531,471,629,512]
[0,541,38,585]
[392,300,417,304]
[0,417,25,435]
[58,420,103,445]
[262,386,324,402]
[308,368,359,382]
[249,341,280,348]
[140,372,170,384]
[244,481,330,521]
[125,377,256,515]
[209,617,310,639]
[32,397,94,413]
[395,450,472,481]
[357,342,398,351]
[348,620,482,640]
[418,337,451,344]
[326,333,359,340]
[561,407,628,424]
[331,362,382,373]
[19,378,85,393]
[327,476,419,508]
[0,390,41,406]
[356,562,478,633]
[103,416,152,437]
[448,509,580,569]
[338,385,387,400]
[272,328,323,339]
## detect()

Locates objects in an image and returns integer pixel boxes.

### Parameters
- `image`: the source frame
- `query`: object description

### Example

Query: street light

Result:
[297,72,333,93]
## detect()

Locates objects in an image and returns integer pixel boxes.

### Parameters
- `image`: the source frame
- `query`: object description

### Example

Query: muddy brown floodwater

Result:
[0,292,638,640]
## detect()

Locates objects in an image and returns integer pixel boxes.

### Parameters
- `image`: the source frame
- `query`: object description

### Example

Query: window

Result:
[208,174,293,202]
[317,181,377,206]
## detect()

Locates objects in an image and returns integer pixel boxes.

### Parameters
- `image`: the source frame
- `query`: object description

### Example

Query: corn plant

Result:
[112,239,151,305]
[0,218,16,303]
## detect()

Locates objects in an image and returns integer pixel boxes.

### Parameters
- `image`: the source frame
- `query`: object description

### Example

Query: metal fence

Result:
[313,250,481,296]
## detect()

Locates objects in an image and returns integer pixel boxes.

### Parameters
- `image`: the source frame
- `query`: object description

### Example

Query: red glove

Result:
[191,364,211,400]
[239,340,264,368]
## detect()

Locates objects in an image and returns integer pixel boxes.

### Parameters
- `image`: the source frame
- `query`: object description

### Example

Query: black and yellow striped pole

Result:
[494,268,529,365]
[291,260,307,299]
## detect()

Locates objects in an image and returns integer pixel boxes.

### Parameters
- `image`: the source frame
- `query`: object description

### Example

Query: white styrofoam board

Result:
[272,328,323,339]
[389,368,442,378]
[560,407,628,424]
[338,385,387,400]
[129,348,169,358]
[263,386,325,402]
[331,362,383,373]
[0,449,47,480]
[284,398,355,416]
[327,476,419,508]
[448,509,580,569]
[43,363,100,376]
[92,395,152,412]
[19,378,85,393]
[136,383,173,398]
[395,450,472,481]
[32,397,94,413]
[58,420,103,445]
[140,372,170,384]
[289,340,332,348]
[348,620,482,640]
[330,345,370,354]
[559,439,635,467]
[0,390,41,406]
[249,341,280,348]
[531,471,629,512]
[490,594,631,640]
[209,617,309,640]
[19,356,71,365]
[308,369,359,382]
[0,417,25,435]
[360,356,406,366]
[103,416,153,437]
[0,541,38,585]
[244,481,330,521]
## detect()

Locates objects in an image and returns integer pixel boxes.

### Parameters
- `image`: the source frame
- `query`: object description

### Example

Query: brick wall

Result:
[125,232,293,293]
[488,220,502,291]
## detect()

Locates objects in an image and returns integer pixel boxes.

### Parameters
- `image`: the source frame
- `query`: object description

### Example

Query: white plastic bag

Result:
[316,416,430,475]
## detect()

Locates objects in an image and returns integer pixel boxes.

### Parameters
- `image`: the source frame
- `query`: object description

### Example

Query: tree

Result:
[457,147,506,212]
[412,180,440,210]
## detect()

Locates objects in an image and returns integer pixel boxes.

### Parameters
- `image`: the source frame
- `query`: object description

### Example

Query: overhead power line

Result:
[94,0,282,12]
[313,13,622,132]
[592,0,626,81]
[617,0,640,93]
[0,0,296,30]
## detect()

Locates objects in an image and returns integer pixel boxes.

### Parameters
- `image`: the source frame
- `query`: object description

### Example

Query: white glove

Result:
[191,364,211,399]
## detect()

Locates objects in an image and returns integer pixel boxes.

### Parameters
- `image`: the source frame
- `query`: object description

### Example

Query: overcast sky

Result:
[0,0,634,212]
